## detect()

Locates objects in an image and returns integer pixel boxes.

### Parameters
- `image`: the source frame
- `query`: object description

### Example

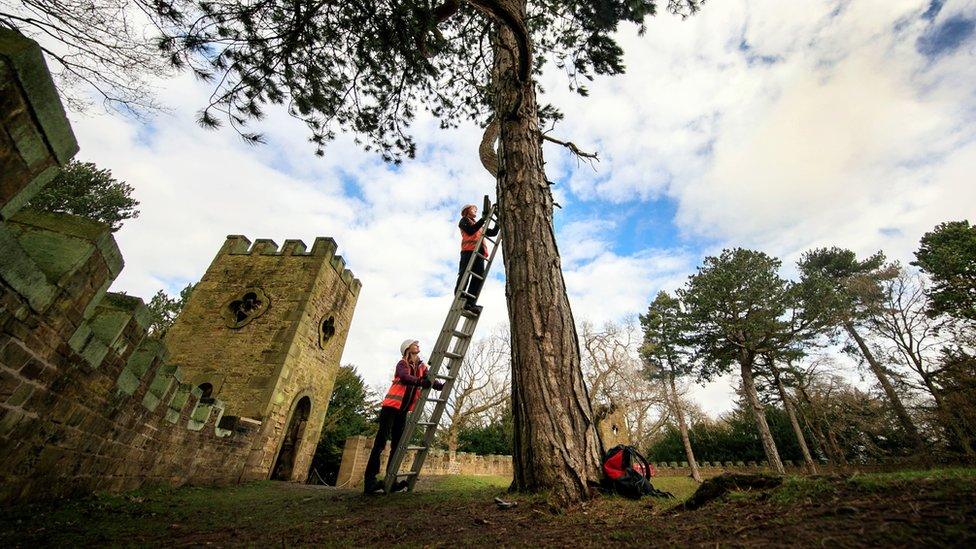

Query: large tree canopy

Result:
[153,0,702,157]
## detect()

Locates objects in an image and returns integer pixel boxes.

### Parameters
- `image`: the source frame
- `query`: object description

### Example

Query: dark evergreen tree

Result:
[310,365,379,485]
[147,284,194,338]
[640,290,701,481]
[27,160,140,231]
[913,220,976,323]
[679,248,830,474]
[798,247,923,448]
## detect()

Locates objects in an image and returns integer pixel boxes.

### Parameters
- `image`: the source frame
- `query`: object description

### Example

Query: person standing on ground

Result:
[364,339,444,495]
[456,201,499,314]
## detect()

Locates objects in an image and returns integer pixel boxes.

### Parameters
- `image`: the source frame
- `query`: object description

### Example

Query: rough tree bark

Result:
[844,322,924,448]
[739,353,785,474]
[668,371,702,482]
[771,366,817,474]
[491,1,603,505]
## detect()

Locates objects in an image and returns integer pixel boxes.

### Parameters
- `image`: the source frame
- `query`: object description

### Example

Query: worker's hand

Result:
[432,380,445,391]
[420,377,433,389]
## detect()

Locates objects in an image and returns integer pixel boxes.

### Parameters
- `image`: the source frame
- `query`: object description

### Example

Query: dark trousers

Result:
[364,406,409,482]
[455,250,486,305]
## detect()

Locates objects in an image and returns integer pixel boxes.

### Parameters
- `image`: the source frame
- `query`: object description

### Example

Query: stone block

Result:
[0,223,57,312]
[0,339,30,370]
[6,381,32,406]
[0,28,78,219]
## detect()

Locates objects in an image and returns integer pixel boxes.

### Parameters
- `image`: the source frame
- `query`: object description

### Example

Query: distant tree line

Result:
[642,220,976,477]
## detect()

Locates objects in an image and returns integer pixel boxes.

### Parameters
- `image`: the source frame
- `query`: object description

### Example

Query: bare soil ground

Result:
[2,469,974,547]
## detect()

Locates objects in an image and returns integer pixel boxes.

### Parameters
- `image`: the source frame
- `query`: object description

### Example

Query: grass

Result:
[1,469,972,547]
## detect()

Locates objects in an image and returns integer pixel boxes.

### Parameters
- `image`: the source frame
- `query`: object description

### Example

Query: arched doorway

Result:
[271,396,311,480]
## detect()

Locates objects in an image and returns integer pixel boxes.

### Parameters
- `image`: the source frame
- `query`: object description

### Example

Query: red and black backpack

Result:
[601,445,674,500]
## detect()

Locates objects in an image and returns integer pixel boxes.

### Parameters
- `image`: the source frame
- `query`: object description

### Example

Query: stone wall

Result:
[0,28,77,220]
[335,435,513,487]
[0,208,264,502]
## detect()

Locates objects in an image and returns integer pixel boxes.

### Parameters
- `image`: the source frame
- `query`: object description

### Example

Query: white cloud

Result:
[57,0,975,419]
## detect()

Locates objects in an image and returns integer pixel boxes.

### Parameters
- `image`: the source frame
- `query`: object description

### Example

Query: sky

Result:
[58,0,976,416]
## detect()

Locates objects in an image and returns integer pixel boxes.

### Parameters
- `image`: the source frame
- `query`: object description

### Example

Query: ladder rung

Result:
[459,291,476,299]
[452,329,471,339]
[417,421,437,426]
[444,351,463,360]
[427,398,447,404]
[477,252,490,260]
[397,472,418,477]
[407,445,427,451]
[469,272,484,280]
[434,374,455,381]
[458,309,478,319]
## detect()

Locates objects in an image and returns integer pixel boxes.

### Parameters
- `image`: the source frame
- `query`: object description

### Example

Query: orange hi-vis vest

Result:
[460,225,485,253]
[381,360,428,412]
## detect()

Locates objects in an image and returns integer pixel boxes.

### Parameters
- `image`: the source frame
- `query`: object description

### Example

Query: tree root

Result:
[678,473,783,511]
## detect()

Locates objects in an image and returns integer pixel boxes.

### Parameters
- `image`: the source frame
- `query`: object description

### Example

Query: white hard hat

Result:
[400,339,419,356]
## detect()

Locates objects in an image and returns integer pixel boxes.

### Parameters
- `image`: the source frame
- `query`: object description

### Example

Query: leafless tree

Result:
[0,1,176,113]
[580,319,668,452]
[867,268,973,456]
[441,328,510,455]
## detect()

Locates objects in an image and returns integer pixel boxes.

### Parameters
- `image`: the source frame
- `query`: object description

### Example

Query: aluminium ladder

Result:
[383,196,502,494]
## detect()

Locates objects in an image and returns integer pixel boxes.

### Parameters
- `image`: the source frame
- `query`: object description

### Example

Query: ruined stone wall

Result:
[596,405,631,449]
[0,210,263,503]
[164,236,360,481]
[335,435,513,487]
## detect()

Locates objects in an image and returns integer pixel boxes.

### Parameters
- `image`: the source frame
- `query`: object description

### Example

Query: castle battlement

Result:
[220,235,361,296]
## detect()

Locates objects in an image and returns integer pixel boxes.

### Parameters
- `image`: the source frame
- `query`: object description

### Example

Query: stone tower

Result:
[164,235,360,481]
[596,403,631,448]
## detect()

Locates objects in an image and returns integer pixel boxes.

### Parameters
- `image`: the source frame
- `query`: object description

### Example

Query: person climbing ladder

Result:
[364,339,444,495]
[455,199,499,314]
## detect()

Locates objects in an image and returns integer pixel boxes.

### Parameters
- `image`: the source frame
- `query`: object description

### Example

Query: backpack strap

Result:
[628,446,651,481]
[627,446,676,499]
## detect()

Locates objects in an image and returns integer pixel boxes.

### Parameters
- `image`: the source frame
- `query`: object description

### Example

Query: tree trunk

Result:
[739,356,785,474]
[668,372,702,482]
[493,3,603,505]
[771,367,817,474]
[844,322,924,448]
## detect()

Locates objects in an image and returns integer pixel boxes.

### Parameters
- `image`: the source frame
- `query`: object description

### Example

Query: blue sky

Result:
[49,0,976,415]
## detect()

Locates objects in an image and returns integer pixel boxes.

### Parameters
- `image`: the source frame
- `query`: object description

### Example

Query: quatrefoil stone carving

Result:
[222,288,270,328]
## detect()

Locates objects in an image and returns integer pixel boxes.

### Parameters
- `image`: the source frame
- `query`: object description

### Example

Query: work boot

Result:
[464,302,483,315]
[392,480,410,493]
[363,478,385,496]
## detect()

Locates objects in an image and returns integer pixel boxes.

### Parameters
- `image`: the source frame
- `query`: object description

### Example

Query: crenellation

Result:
[281,239,307,255]
[223,235,252,255]
[251,239,279,255]
[310,236,337,257]
[329,253,346,274]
